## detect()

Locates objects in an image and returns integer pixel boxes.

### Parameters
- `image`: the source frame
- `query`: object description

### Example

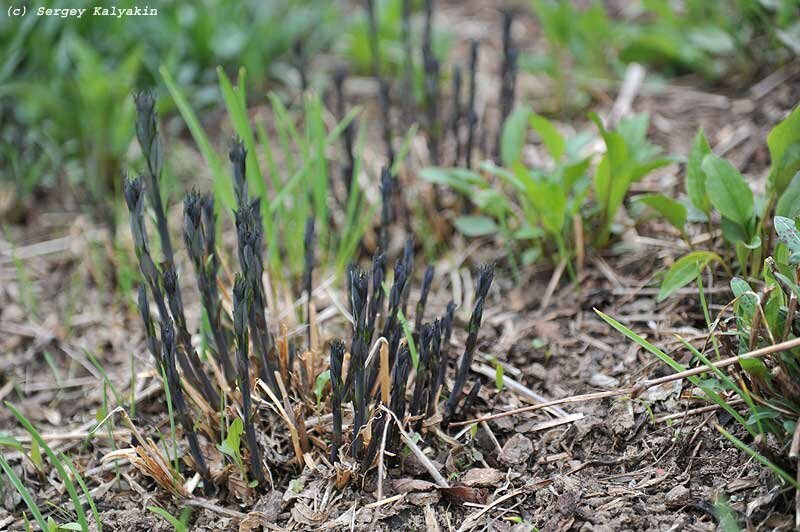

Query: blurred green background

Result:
[0,0,338,221]
[1,0,797,221]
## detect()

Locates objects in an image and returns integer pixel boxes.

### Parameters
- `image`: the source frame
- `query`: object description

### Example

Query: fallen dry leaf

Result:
[460,467,505,487]
[393,478,437,493]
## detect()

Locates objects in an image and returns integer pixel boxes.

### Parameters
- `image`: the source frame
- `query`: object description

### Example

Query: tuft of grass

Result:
[445,263,495,421]
[0,453,48,532]
[5,402,93,532]
[121,79,495,495]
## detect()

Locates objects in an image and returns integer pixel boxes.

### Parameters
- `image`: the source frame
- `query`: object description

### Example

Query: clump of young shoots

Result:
[162,264,221,406]
[134,90,173,266]
[231,141,280,393]
[160,320,213,495]
[125,177,218,405]
[329,339,345,463]
[445,264,495,421]
[184,191,235,383]
[232,275,265,486]
[349,266,369,459]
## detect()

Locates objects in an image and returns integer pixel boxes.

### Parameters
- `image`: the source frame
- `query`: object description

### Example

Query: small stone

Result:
[529,363,548,380]
[500,433,533,465]
[608,401,635,436]
[589,373,619,388]
[461,467,505,487]
[665,485,690,507]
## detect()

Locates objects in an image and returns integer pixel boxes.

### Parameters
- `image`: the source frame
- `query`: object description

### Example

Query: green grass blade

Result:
[61,453,102,532]
[675,337,757,435]
[715,423,799,489]
[160,66,233,212]
[390,123,419,175]
[596,310,758,437]
[5,402,89,531]
[147,506,187,532]
[0,454,48,531]
[595,310,686,373]
[216,67,267,201]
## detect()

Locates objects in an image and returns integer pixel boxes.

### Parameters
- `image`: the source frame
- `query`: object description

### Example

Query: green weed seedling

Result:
[599,214,800,493]
[423,107,669,277]
[656,106,800,299]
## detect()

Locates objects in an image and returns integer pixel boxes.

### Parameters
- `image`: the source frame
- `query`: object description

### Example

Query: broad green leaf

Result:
[731,277,757,323]
[521,247,542,265]
[634,193,687,231]
[775,171,800,218]
[472,189,512,217]
[529,113,564,161]
[702,154,753,227]
[522,173,567,236]
[686,129,712,214]
[454,216,499,237]
[720,216,749,245]
[767,105,800,195]
[217,417,244,469]
[658,251,722,301]
[500,105,531,167]
[774,216,800,264]
[688,26,735,54]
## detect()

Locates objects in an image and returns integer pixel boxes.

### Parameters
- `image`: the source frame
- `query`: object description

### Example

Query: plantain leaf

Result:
[454,216,499,237]
[767,105,800,195]
[529,113,565,161]
[686,129,712,214]
[500,105,531,167]
[634,193,687,231]
[658,251,722,301]
[702,154,753,227]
